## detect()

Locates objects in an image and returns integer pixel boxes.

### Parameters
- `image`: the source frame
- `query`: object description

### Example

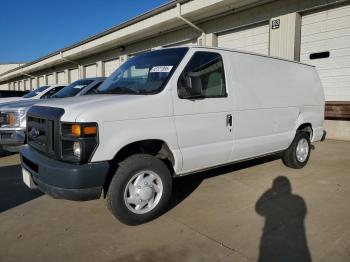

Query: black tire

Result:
[282,131,311,169]
[106,154,172,225]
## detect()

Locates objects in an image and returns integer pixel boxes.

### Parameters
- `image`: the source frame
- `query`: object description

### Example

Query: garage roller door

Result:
[301,4,350,101]
[217,23,269,55]
[31,78,37,89]
[69,68,79,83]
[24,79,29,90]
[38,76,45,86]
[57,71,65,84]
[47,74,54,85]
[104,59,119,77]
[19,81,24,90]
[84,64,97,78]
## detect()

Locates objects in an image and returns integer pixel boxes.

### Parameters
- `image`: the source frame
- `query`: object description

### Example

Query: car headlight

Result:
[0,110,25,128]
[73,141,82,158]
[60,122,98,163]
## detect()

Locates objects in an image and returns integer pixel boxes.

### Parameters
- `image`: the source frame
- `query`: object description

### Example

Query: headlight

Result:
[0,110,25,128]
[60,122,98,163]
[73,141,81,158]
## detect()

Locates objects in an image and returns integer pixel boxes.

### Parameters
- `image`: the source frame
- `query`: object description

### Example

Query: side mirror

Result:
[179,74,203,99]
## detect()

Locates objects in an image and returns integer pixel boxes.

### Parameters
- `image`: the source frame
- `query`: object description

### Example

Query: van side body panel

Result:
[228,52,324,162]
[172,47,324,174]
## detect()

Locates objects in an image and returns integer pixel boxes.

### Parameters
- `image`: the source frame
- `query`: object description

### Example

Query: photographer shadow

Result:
[256,176,311,262]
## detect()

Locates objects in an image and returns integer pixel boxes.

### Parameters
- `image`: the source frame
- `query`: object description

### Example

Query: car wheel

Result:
[282,131,311,169]
[106,154,172,225]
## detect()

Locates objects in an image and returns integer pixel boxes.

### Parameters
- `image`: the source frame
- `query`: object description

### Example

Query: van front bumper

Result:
[20,145,110,201]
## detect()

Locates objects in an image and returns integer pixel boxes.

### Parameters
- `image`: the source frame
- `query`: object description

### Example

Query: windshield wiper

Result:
[135,89,159,95]
[98,87,140,95]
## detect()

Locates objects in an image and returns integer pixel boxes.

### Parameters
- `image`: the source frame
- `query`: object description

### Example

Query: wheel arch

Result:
[112,139,175,167]
[295,112,315,140]
[103,139,177,196]
[296,123,313,139]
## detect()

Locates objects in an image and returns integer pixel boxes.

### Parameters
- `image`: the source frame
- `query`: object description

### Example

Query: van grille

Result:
[27,116,50,153]
[27,106,65,159]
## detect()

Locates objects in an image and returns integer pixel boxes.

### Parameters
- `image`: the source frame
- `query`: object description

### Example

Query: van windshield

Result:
[52,80,94,98]
[97,48,188,95]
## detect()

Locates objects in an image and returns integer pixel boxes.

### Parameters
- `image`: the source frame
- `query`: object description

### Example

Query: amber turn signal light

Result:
[71,124,81,137]
[83,126,97,135]
[8,113,15,127]
[71,124,97,137]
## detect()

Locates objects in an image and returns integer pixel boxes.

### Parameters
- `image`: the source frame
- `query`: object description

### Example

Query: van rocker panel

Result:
[20,145,109,201]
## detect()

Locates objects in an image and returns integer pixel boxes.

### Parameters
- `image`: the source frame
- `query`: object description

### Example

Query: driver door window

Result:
[178,52,226,99]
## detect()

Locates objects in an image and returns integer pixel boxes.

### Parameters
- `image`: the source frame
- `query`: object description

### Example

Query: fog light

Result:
[73,142,81,158]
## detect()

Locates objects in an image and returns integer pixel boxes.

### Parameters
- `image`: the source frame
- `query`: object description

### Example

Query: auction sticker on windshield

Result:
[150,66,173,73]
[73,85,87,89]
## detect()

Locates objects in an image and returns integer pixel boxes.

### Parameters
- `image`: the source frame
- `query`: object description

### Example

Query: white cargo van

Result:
[20,47,326,225]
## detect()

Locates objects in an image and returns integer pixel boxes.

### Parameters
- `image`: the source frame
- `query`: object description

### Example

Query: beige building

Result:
[0,0,349,139]
[0,63,23,84]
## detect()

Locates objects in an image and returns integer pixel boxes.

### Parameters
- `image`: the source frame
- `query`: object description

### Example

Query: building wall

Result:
[0,64,22,89]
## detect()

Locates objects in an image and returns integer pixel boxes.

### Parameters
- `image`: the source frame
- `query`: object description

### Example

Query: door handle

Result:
[226,114,232,127]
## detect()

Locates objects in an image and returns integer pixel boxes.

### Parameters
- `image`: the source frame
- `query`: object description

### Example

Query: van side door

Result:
[172,50,234,173]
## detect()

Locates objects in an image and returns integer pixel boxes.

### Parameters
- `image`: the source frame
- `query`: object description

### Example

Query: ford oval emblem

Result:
[30,127,40,138]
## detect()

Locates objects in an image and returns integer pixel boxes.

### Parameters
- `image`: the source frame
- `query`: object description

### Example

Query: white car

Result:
[0,84,67,104]
[0,79,104,152]
[20,46,326,225]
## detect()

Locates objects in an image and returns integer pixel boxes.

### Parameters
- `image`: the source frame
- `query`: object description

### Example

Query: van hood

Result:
[37,93,172,122]
[38,95,143,111]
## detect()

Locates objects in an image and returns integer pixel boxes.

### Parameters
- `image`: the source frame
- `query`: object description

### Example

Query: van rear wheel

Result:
[282,132,311,169]
[106,154,172,225]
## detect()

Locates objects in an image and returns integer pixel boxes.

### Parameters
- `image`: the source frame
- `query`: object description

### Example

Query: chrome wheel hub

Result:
[139,186,153,201]
[296,138,309,163]
[124,171,163,214]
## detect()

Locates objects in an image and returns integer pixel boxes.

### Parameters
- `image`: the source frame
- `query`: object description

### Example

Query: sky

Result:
[0,0,169,63]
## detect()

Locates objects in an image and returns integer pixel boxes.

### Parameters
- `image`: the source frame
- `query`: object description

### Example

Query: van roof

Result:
[167,45,315,68]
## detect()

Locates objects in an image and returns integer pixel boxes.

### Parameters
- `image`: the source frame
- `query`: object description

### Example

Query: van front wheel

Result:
[282,132,311,169]
[106,154,172,225]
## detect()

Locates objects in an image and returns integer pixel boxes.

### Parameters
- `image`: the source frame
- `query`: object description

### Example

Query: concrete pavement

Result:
[0,140,349,262]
